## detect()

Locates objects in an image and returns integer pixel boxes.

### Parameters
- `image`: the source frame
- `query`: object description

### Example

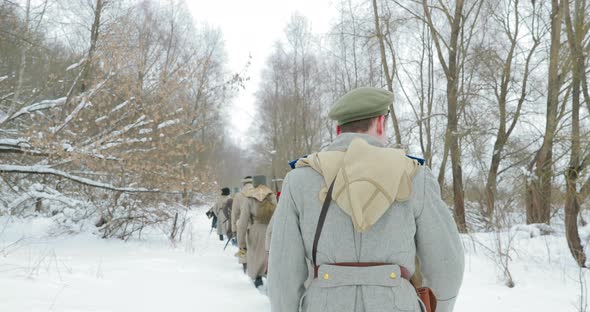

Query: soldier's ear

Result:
[336,125,342,135]
[376,115,385,136]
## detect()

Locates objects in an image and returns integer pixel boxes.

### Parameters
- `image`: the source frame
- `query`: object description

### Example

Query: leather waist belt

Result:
[314,262,412,281]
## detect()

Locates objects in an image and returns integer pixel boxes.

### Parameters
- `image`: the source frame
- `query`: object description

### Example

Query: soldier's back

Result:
[269,150,463,312]
[280,165,426,312]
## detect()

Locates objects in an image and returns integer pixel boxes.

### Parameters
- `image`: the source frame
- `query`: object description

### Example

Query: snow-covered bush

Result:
[95,193,187,241]
[510,224,556,239]
[0,175,202,241]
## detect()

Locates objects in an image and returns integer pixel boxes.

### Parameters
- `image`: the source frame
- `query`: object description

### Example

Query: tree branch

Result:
[0,165,158,193]
[1,97,67,124]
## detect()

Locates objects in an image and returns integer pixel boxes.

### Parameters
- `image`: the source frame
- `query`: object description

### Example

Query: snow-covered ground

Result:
[0,207,269,312]
[458,230,589,312]
[0,206,588,312]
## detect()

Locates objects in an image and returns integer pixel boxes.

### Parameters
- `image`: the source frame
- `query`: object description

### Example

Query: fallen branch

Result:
[2,97,67,124]
[0,164,158,193]
[0,138,118,160]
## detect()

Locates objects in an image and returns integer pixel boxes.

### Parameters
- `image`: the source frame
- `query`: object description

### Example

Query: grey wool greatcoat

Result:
[213,194,231,236]
[267,133,464,312]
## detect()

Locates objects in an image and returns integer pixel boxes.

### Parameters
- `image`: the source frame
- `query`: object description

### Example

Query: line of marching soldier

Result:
[207,176,277,288]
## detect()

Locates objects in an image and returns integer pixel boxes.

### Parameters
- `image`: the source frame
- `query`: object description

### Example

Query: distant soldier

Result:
[268,87,464,312]
[222,197,234,238]
[237,183,277,288]
[232,176,254,273]
[212,187,231,241]
[205,208,217,234]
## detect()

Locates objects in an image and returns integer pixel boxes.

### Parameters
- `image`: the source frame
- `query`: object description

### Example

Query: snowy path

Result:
[0,207,269,312]
[0,206,587,311]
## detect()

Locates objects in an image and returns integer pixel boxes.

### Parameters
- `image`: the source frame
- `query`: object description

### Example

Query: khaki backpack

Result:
[255,194,275,224]
[245,185,276,224]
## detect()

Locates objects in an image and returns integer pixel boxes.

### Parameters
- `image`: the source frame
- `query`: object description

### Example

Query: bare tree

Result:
[421,0,485,232]
[526,0,564,225]
[563,0,587,268]
[78,0,107,93]
[477,0,543,219]
[12,0,30,104]
[255,14,328,179]
[371,0,402,145]
[394,14,438,168]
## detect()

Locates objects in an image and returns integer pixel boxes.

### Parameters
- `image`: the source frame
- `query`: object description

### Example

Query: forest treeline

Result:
[0,0,588,267]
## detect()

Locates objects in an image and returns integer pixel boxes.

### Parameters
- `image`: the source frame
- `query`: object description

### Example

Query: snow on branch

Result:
[94,98,135,123]
[0,138,31,149]
[98,137,151,151]
[84,115,148,152]
[61,142,120,160]
[53,76,112,134]
[66,58,86,72]
[52,98,90,134]
[0,92,14,102]
[111,98,133,113]
[0,138,50,156]
[0,165,158,193]
[0,137,119,160]
[2,97,67,123]
[157,119,180,129]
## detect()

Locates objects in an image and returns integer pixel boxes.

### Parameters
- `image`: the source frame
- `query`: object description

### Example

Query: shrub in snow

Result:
[0,177,198,241]
[510,224,556,239]
[94,193,193,241]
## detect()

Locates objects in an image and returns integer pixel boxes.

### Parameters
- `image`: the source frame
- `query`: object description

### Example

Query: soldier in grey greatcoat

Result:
[268,87,464,312]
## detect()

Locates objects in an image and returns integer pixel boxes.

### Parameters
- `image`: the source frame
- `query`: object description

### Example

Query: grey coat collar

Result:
[323,133,385,152]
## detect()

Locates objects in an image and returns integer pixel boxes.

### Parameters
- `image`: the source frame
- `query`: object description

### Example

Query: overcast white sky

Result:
[187,0,336,146]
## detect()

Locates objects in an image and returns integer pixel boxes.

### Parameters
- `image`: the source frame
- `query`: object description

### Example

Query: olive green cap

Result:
[329,87,392,125]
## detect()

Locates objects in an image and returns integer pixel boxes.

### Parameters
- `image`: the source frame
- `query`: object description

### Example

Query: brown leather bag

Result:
[417,287,437,312]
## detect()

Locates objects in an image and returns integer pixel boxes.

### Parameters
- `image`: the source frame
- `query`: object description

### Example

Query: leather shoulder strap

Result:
[312,179,336,267]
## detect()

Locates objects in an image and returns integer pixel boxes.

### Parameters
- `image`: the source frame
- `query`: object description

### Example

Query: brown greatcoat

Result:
[237,185,276,280]
[232,183,253,264]
[231,183,254,234]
